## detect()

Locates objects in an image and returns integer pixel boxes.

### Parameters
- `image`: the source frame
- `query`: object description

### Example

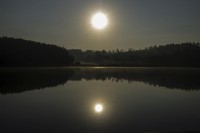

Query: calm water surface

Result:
[0,67,200,133]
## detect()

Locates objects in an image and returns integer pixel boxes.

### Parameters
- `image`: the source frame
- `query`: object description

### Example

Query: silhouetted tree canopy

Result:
[0,37,74,66]
[69,42,200,67]
[1,36,200,67]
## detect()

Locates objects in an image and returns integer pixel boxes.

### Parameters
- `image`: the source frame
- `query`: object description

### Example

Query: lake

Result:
[0,67,200,133]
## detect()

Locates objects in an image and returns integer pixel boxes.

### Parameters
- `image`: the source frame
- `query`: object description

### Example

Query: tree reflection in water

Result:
[0,67,200,94]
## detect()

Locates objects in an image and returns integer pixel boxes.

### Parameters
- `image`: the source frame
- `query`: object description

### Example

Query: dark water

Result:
[0,67,200,133]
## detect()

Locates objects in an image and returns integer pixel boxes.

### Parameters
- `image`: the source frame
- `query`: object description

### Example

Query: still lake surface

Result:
[0,67,200,133]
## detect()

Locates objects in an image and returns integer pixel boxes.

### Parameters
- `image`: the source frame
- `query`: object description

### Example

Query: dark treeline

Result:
[69,42,200,67]
[1,36,200,67]
[0,37,74,66]
[1,67,200,94]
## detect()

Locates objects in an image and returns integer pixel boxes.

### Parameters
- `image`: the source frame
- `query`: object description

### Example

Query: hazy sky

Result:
[1,0,200,50]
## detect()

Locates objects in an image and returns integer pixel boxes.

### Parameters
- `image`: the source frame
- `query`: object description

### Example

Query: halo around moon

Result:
[91,12,108,30]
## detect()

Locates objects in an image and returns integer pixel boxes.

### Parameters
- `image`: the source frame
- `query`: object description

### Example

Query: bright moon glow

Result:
[95,104,103,113]
[91,12,108,30]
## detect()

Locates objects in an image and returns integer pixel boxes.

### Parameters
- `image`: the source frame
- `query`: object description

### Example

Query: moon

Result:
[95,104,103,113]
[91,12,108,30]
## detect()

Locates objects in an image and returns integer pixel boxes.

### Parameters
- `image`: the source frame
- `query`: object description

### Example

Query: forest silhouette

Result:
[1,36,200,67]
[0,37,74,66]
[69,42,200,67]
[1,37,200,93]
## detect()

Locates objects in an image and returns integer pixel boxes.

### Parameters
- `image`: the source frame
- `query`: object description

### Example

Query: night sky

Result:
[1,0,200,50]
